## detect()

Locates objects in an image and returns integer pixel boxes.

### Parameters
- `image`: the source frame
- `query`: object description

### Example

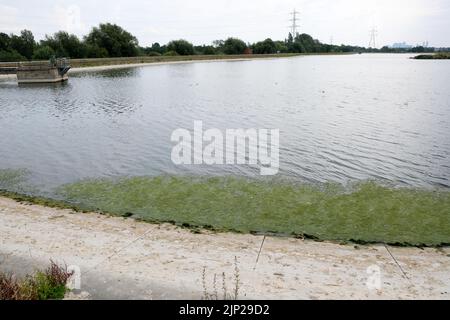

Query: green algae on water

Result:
[58,176,450,246]
[0,168,31,192]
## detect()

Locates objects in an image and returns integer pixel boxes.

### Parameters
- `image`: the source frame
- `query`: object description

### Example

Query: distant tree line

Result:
[0,23,448,62]
[378,45,438,54]
[0,23,140,62]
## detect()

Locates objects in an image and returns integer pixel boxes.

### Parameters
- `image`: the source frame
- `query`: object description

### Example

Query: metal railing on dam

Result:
[0,58,71,83]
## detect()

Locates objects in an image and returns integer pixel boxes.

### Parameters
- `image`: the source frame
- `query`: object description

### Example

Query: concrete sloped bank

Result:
[0,54,299,81]
[1,196,449,300]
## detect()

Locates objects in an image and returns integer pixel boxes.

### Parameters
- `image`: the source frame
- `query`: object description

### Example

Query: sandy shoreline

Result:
[1,196,449,300]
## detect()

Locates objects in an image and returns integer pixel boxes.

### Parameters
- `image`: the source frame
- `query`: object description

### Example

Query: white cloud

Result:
[53,4,86,35]
[0,0,448,47]
[0,4,24,34]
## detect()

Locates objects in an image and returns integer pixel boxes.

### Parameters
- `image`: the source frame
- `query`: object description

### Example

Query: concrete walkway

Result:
[1,196,449,300]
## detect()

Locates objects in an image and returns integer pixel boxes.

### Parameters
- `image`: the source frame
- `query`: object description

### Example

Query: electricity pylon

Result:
[290,9,300,36]
[369,27,378,48]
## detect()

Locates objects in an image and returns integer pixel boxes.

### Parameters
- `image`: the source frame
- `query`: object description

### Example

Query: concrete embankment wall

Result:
[16,68,65,83]
[0,53,298,69]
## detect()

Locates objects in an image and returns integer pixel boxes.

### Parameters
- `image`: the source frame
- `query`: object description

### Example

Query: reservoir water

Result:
[1,54,450,193]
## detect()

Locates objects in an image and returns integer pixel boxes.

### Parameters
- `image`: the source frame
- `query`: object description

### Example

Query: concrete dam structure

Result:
[0,58,71,84]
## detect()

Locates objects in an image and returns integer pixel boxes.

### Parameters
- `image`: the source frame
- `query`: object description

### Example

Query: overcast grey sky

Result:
[1,0,449,47]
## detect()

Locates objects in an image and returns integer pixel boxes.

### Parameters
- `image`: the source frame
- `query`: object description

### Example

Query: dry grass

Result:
[0,260,73,300]
[202,256,240,300]
[0,273,21,300]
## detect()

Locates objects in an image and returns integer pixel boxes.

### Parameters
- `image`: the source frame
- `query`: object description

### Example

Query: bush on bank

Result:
[0,261,72,300]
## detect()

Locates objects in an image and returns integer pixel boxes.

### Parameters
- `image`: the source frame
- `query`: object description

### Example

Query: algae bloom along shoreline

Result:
[58,176,450,246]
[1,168,449,247]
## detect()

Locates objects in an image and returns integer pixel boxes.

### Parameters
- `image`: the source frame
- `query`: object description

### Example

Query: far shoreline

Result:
[69,55,291,74]
[1,52,354,79]
[1,52,425,81]
[67,52,350,70]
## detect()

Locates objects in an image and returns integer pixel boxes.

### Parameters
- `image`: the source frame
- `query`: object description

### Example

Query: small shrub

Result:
[201,256,240,300]
[34,272,67,300]
[163,50,179,56]
[0,260,73,300]
[18,276,39,300]
[0,49,26,62]
[414,53,450,60]
[167,39,194,55]
[414,54,434,60]
[434,53,450,59]
[32,46,55,60]
[35,260,72,300]
[46,260,73,287]
[0,272,21,300]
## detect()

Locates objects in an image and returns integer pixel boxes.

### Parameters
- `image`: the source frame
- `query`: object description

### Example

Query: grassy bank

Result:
[413,52,450,60]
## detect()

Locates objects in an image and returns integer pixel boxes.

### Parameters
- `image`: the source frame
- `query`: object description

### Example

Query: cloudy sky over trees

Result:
[1,0,449,47]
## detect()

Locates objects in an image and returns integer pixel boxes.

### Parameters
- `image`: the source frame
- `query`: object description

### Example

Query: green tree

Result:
[253,38,277,54]
[412,46,425,53]
[274,41,288,53]
[194,45,216,55]
[212,40,224,51]
[0,49,26,62]
[297,34,316,52]
[286,33,294,52]
[85,44,109,58]
[222,37,247,55]
[41,32,86,58]
[167,39,194,55]
[380,46,394,53]
[85,23,139,57]
[151,42,164,54]
[0,33,11,51]
[285,33,324,53]
[10,30,35,60]
[142,43,166,55]
[32,45,56,60]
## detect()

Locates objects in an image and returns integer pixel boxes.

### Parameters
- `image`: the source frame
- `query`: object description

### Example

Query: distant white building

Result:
[390,42,413,49]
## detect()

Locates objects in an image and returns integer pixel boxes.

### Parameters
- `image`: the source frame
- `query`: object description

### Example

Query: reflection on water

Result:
[0,54,449,191]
